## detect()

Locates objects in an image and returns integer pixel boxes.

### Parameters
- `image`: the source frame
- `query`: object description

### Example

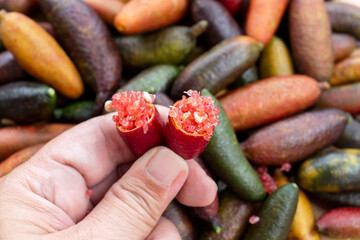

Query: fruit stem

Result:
[209,216,222,234]
[318,82,330,91]
[190,20,208,38]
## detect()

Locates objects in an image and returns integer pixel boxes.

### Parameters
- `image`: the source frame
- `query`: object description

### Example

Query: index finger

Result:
[36,105,170,187]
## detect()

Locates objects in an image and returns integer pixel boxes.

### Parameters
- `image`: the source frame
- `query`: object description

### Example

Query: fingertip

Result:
[176,160,218,207]
[145,147,188,187]
[146,217,181,240]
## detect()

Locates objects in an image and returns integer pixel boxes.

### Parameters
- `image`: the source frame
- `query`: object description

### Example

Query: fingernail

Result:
[146,148,186,186]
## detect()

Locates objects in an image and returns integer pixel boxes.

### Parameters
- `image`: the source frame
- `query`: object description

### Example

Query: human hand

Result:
[0,106,217,240]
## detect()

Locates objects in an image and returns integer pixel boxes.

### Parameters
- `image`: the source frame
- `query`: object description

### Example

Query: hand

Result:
[0,106,217,240]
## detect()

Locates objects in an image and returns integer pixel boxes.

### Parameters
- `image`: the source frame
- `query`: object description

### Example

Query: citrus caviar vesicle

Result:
[111,91,156,132]
[165,90,220,159]
[169,90,220,141]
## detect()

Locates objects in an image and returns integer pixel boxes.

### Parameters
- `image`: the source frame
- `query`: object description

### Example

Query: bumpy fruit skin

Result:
[316,82,360,114]
[331,57,360,86]
[200,190,255,240]
[191,0,242,47]
[259,36,294,78]
[326,2,360,40]
[298,149,360,193]
[335,117,360,149]
[0,81,57,124]
[332,33,357,62]
[201,89,266,202]
[241,109,348,166]
[0,12,83,99]
[115,22,207,71]
[171,36,263,100]
[55,100,95,124]
[289,0,334,82]
[0,0,38,14]
[163,201,196,240]
[274,169,320,240]
[83,0,123,25]
[0,51,27,85]
[116,105,165,158]
[246,0,289,45]
[118,65,182,94]
[39,0,122,115]
[114,0,188,35]
[315,192,360,207]
[220,75,320,131]
[241,184,299,240]
[230,66,259,88]
[316,207,360,239]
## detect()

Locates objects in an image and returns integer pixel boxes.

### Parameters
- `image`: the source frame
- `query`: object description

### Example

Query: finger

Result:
[176,159,218,207]
[35,105,170,189]
[89,170,119,205]
[89,162,133,205]
[89,160,217,208]
[50,147,188,240]
[146,217,181,240]
[156,105,169,123]
[36,113,134,188]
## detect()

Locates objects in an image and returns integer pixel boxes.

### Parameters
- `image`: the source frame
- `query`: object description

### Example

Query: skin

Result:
[1,12,84,99]
[83,0,124,25]
[220,75,320,131]
[246,0,289,45]
[114,0,188,34]
[290,0,334,82]
[274,169,320,240]
[0,106,217,239]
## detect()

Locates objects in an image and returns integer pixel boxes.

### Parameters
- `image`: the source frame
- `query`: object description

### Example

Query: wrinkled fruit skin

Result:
[191,0,242,47]
[200,190,255,240]
[114,0,188,35]
[331,57,360,86]
[241,109,348,165]
[316,207,360,238]
[289,0,334,82]
[171,36,262,100]
[326,2,360,40]
[220,75,320,131]
[259,36,294,78]
[316,82,360,114]
[246,0,289,46]
[163,201,196,240]
[332,33,356,62]
[39,0,122,115]
[297,149,360,193]
[0,12,84,99]
[201,89,266,202]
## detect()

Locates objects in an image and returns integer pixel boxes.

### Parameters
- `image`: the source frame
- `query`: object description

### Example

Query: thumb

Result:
[57,147,188,240]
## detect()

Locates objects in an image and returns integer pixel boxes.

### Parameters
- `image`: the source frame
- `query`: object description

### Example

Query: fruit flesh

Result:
[111,91,156,131]
[169,90,220,141]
